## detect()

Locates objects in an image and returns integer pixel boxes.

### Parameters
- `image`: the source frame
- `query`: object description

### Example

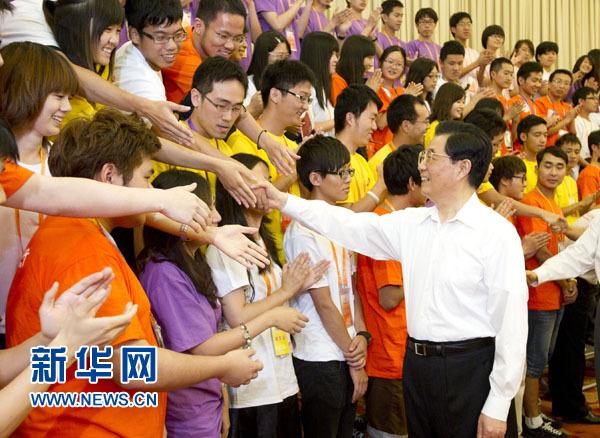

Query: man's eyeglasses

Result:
[213,30,246,45]
[140,30,187,45]
[418,149,451,165]
[202,94,246,115]
[276,88,313,104]
[322,168,355,179]
[511,175,527,183]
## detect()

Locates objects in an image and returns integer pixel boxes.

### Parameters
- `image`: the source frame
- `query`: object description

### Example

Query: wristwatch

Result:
[356,331,372,345]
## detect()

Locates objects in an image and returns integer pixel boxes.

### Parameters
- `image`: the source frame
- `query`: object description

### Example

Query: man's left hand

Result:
[477,414,506,438]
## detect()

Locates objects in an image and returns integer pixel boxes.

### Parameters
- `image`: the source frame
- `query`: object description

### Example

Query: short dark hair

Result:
[481,24,505,49]
[549,69,572,84]
[449,12,471,37]
[588,130,600,156]
[192,56,248,95]
[0,118,18,161]
[125,0,183,32]
[555,133,581,148]
[535,41,559,61]
[440,40,465,62]
[572,86,596,106]
[297,135,350,192]
[510,39,534,60]
[473,98,504,117]
[387,94,425,134]
[196,0,246,23]
[334,85,382,134]
[430,82,465,122]
[435,121,492,188]
[381,0,403,15]
[260,60,315,108]
[336,35,376,85]
[383,144,423,195]
[415,7,438,24]
[517,115,546,141]
[463,109,507,140]
[536,146,567,166]
[517,61,543,82]
[49,108,161,184]
[489,155,526,190]
[490,57,512,75]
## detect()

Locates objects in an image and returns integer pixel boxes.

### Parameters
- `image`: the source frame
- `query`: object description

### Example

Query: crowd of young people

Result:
[1,1,600,437]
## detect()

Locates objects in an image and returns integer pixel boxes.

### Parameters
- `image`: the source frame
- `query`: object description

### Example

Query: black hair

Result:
[387,94,425,134]
[555,133,581,148]
[139,170,218,308]
[583,70,600,87]
[0,0,13,12]
[430,82,465,122]
[336,35,376,86]
[192,56,248,95]
[334,84,382,134]
[572,86,596,106]
[588,49,600,73]
[473,98,504,117]
[573,55,590,74]
[517,61,543,82]
[248,31,290,90]
[490,57,512,75]
[383,144,423,195]
[449,12,471,37]
[535,41,559,61]
[440,40,465,62]
[381,0,403,15]
[414,7,438,24]
[510,39,535,61]
[380,45,406,69]
[0,118,18,161]
[196,0,246,22]
[296,135,350,192]
[536,146,568,166]
[588,130,600,157]
[517,115,546,142]
[404,57,437,106]
[300,31,338,110]
[489,155,526,191]
[548,69,572,84]
[463,109,507,140]
[481,24,505,49]
[260,60,315,109]
[435,121,492,188]
[125,0,183,32]
[216,153,281,268]
[43,0,124,73]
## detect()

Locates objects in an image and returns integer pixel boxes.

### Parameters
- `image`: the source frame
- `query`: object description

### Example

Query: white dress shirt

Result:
[113,42,167,102]
[282,193,528,421]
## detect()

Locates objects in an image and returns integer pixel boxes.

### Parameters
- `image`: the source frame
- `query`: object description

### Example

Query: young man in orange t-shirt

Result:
[508,62,543,144]
[535,69,578,146]
[577,130,600,205]
[357,145,424,438]
[6,110,261,438]
[515,146,576,436]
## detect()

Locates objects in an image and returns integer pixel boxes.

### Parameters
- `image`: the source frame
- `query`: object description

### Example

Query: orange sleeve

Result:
[578,169,600,199]
[534,97,550,117]
[331,73,348,106]
[372,259,403,290]
[0,160,33,198]
[516,193,549,236]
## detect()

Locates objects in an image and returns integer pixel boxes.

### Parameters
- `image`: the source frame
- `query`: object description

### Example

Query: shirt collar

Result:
[420,192,483,229]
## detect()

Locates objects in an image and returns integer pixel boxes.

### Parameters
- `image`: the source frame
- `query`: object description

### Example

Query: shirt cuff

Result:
[532,267,547,286]
[481,393,511,421]
[281,194,302,216]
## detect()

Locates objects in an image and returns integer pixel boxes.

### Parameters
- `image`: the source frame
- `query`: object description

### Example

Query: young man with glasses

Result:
[405,7,441,64]
[573,87,600,162]
[535,70,578,146]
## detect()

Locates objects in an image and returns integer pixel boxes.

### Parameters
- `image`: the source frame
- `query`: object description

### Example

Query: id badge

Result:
[339,285,353,328]
[285,27,297,52]
[271,328,291,356]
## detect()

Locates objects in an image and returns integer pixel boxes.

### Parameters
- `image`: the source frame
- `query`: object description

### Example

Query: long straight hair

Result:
[404,57,437,107]
[138,170,219,308]
[216,153,282,269]
[336,35,376,86]
[300,31,339,109]
[430,82,465,122]
[247,31,290,91]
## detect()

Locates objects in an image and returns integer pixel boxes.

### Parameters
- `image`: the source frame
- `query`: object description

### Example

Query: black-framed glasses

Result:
[322,168,355,179]
[140,29,187,45]
[276,88,313,104]
[202,94,246,115]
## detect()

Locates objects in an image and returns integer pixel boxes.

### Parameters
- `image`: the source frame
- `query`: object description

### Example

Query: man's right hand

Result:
[525,270,538,286]
[220,348,263,387]
[139,99,194,146]
[251,180,289,211]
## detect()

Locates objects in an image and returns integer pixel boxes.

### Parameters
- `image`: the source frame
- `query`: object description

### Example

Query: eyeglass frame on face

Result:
[321,168,355,179]
[418,149,452,165]
[213,29,246,45]
[276,87,313,104]
[418,19,436,25]
[511,174,527,183]
[139,29,187,45]
[201,93,247,115]
[383,58,405,69]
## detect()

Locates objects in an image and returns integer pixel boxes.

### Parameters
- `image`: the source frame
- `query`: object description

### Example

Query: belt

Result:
[407,337,494,357]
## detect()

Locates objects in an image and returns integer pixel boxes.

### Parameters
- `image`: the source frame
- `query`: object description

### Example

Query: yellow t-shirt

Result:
[524,158,537,194]
[368,143,395,180]
[555,175,579,225]
[477,181,494,195]
[423,120,440,148]
[342,152,376,205]
[61,65,110,128]
[227,129,300,263]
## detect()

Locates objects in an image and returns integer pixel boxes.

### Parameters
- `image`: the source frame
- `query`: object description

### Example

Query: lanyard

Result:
[187,118,220,181]
[14,148,46,252]
[381,86,400,100]
[381,31,397,48]
[329,241,348,288]
[520,94,537,115]
[261,267,279,296]
[497,94,509,114]
[535,187,564,241]
[383,199,396,212]
[422,41,438,65]
[313,9,323,31]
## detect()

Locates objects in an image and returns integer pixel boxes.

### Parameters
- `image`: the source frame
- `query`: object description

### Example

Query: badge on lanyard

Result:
[271,328,291,356]
[285,27,297,52]
[330,242,354,328]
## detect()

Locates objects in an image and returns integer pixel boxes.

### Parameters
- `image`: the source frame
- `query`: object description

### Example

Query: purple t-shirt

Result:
[255,0,300,59]
[375,31,408,69]
[141,258,223,438]
[405,39,441,64]
[346,18,369,37]
[300,7,330,35]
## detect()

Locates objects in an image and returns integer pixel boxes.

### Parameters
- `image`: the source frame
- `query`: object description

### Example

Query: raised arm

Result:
[260,1,303,34]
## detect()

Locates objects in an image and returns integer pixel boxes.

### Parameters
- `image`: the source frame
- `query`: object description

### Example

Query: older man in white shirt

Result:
[256,121,528,438]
